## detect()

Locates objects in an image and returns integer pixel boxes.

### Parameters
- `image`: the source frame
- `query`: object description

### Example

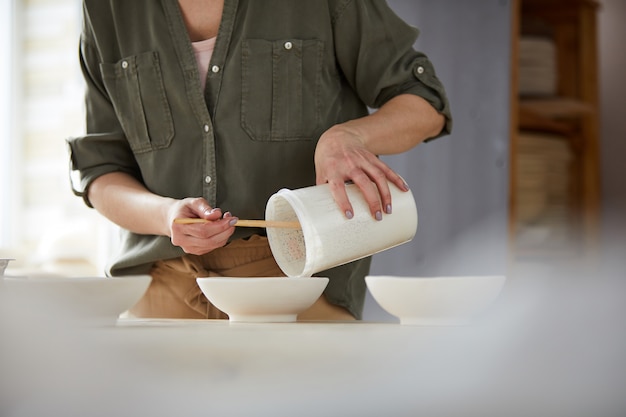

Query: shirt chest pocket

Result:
[100,52,174,154]
[241,38,323,142]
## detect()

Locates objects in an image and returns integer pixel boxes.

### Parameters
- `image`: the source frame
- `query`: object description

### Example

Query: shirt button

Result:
[204,176,212,184]
[203,124,210,133]
[284,41,293,50]
[121,61,128,69]
[416,66,425,74]
[211,65,220,73]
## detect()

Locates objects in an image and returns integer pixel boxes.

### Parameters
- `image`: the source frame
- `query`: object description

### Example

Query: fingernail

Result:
[223,211,232,218]
[208,208,219,215]
[229,218,238,226]
[375,211,383,221]
[385,204,392,214]
[345,210,354,219]
[402,179,410,191]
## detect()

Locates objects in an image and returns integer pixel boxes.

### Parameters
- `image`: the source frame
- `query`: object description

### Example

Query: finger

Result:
[315,169,326,186]
[368,168,392,216]
[368,157,412,213]
[384,169,410,194]
[188,198,220,219]
[350,170,384,220]
[327,179,354,219]
[369,156,410,193]
[185,216,237,238]
[171,217,232,250]
[201,226,236,251]
[173,223,236,254]
[171,217,209,239]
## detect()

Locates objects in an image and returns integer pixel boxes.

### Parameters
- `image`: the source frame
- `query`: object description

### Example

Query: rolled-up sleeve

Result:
[332,0,452,138]
[67,27,140,207]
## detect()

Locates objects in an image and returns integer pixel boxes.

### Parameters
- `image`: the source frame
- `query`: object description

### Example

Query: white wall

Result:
[366,0,512,320]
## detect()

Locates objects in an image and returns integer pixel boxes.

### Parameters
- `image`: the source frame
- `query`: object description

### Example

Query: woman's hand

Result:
[167,197,238,255]
[314,94,444,220]
[89,172,237,255]
[314,125,408,221]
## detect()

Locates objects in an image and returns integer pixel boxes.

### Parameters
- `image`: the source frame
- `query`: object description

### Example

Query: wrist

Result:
[321,122,368,148]
[159,197,179,237]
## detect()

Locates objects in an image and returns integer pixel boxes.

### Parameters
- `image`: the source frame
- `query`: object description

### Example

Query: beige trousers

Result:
[129,235,354,321]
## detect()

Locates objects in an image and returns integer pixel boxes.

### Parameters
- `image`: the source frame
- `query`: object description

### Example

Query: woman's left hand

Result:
[314,125,408,221]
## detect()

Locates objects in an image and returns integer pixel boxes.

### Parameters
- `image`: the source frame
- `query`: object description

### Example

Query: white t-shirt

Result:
[191,36,217,91]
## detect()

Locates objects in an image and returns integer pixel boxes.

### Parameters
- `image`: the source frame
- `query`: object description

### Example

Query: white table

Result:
[2,264,626,417]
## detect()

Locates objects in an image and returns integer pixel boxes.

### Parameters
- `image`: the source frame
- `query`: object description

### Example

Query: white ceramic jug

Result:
[265,180,418,277]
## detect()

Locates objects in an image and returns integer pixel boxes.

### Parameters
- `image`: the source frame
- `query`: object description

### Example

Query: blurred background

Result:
[0,0,624,318]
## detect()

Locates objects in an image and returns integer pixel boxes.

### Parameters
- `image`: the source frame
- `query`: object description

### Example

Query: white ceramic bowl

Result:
[0,258,14,276]
[196,277,329,322]
[365,275,506,325]
[0,275,151,325]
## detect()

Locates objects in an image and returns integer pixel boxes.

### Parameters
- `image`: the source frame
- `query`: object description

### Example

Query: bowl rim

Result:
[365,275,507,281]
[196,276,329,282]
[2,275,151,283]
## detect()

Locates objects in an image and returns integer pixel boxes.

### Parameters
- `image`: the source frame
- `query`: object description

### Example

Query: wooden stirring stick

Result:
[174,218,301,229]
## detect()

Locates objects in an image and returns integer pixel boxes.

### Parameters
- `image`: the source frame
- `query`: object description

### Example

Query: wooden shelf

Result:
[520,97,595,119]
[510,0,601,261]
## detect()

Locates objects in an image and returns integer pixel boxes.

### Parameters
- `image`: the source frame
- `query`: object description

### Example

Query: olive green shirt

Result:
[67,0,452,318]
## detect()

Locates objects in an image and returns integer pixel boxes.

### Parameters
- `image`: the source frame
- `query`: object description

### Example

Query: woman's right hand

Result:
[89,172,237,255]
[168,197,238,255]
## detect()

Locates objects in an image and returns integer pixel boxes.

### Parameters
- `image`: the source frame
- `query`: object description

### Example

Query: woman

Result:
[68,0,452,320]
